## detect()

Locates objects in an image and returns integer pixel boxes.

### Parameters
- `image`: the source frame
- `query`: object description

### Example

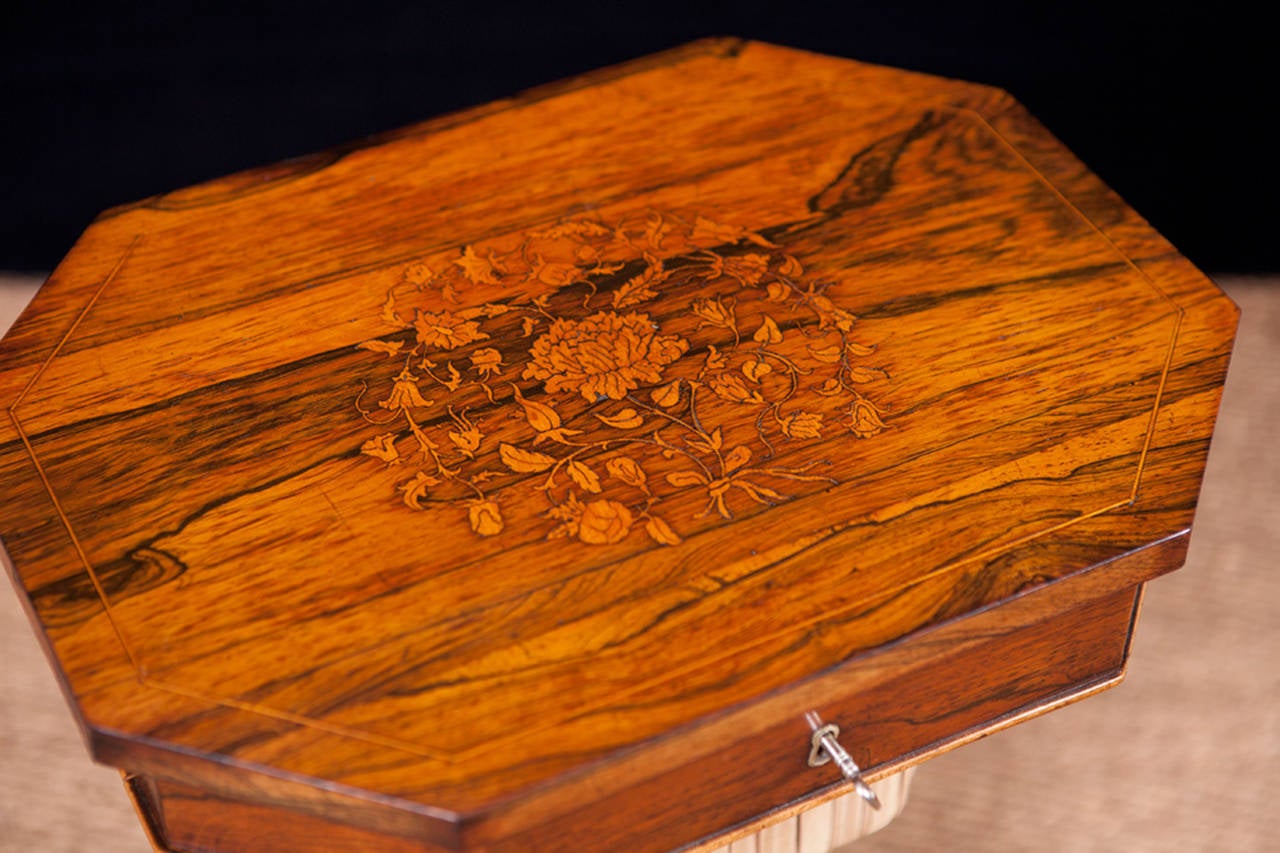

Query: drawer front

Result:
[126,773,452,853]
[123,587,1139,853]
[495,586,1140,853]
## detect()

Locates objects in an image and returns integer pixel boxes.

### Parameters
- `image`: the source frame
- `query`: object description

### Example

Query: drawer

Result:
[122,586,1139,853]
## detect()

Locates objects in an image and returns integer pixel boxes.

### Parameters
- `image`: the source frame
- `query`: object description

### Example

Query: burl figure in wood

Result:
[0,39,1237,853]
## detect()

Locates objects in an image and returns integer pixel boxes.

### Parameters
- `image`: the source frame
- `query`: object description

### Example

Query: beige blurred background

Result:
[1,274,1276,852]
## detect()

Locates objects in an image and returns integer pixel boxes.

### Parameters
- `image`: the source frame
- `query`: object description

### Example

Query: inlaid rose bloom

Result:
[523,311,688,402]
[781,411,823,439]
[849,396,887,438]
[414,310,489,350]
[577,499,633,545]
[469,347,503,377]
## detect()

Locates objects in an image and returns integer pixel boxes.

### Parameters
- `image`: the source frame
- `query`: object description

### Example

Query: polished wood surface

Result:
[0,39,1236,851]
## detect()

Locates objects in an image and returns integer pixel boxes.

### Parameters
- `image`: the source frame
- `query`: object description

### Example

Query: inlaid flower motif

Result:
[577,499,633,545]
[414,310,489,350]
[447,408,483,458]
[356,206,892,547]
[691,296,736,331]
[781,411,823,440]
[849,397,887,438]
[708,372,765,405]
[523,311,688,402]
[380,368,433,411]
[707,253,770,286]
[470,347,503,377]
[811,294,857,333]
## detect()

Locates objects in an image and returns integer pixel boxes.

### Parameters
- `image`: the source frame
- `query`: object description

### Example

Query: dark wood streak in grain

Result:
[806,110,949,216]
[25,546,187,630]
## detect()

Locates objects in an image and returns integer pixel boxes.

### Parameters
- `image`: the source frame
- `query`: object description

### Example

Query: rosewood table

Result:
[0,39,1237,852]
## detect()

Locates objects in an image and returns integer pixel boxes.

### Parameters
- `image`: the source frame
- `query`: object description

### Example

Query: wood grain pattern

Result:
[0,38,1236,851]
[119,587,1137,853]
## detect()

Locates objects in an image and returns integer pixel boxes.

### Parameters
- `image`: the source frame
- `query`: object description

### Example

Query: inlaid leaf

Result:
[613,254,666,308]
[735,481,787,504]
[455,245,503,284]
[360,434,401,464]
[742,358,772,382]
[398,471,440,510]
[692,216,745,245]
[595,408,644,429]
[765,281,790,303]
[512,385,562,432]
[644,213,672,249]
[499,443,556,473]
[704,345,728,371]
[708,373,765,405]
[381,293,405,327]
[402,262,434,285]
[692,296,737,330]
[815,378,843,396]
[845,340,877,357]
[532,257,581,287]
[606,456,647,488]
[691,216,777,248]
[687,427,723,455]
[723,254,770,285]
[535,427,585,445]
[442,362,463,392]
[753,315,784,344]
[666,470,708,488]
[521,317,537,337]
[358,339,404,357]
[651,379,682,408]
[846,366,883,383]
[567,460,602,493]
[448,427,482,459]
[778,254,804,277]
[807,343,843,363]
[645,515,682,546]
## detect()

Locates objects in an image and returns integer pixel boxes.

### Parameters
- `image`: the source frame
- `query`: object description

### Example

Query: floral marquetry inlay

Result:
[353,209,890,545]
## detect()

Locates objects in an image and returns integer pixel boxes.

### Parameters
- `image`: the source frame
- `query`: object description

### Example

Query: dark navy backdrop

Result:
[1,1,1270,271]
